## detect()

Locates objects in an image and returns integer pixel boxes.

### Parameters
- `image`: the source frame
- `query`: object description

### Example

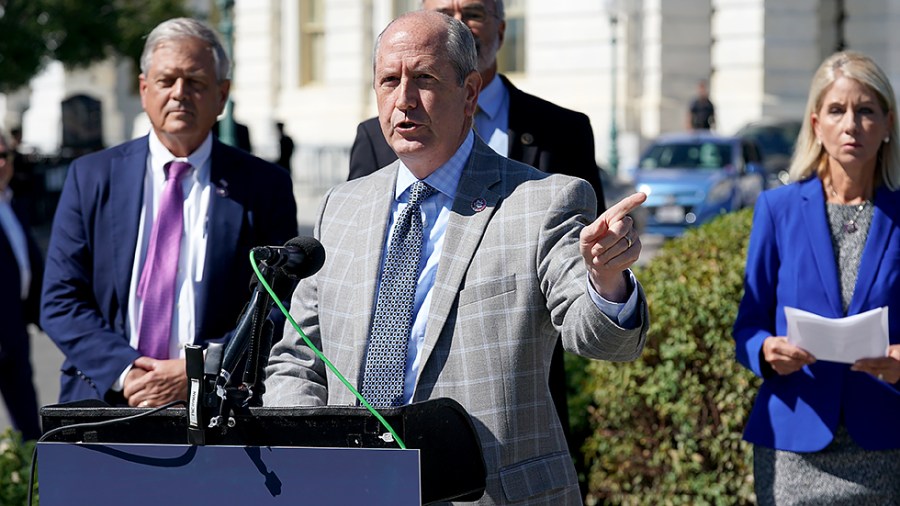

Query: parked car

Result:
[633,132,765,237]
[736,118,802,188]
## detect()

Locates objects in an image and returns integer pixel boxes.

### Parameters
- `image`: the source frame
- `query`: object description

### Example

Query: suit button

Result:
[520,133,534,145]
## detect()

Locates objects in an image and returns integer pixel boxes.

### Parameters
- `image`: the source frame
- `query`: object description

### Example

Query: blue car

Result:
[633,132,765,237]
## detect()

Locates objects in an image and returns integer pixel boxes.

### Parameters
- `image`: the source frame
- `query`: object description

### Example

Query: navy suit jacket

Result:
[347,75,605,208]
[40,136,298,403]
[734,176,900,451]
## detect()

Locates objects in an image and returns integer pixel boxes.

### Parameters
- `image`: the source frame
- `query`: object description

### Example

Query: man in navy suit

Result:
[0,131,42,440]
[41,18,298,408]
[347,0,604,444]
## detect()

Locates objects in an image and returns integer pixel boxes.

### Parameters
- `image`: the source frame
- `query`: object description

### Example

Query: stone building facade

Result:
[4,0,900,218]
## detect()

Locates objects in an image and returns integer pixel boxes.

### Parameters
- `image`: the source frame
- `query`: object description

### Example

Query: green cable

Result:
[250,251,407,449]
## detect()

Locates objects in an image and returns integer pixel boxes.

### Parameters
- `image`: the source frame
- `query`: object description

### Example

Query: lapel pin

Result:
[520,133,534,145]
[216,179,229,197]
[471,197,487,212]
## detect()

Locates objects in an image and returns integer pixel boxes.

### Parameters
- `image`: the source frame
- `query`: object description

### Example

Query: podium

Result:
[39,444,420,505]
[39,398,486,504]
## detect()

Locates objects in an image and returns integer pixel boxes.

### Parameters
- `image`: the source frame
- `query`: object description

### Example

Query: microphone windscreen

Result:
[282,236,326,280]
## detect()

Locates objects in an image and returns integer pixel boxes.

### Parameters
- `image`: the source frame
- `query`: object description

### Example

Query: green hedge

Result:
[569,209,761,505]
[1,428,38,504]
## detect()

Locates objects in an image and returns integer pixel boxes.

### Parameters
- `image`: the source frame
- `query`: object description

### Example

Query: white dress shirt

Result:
[114,132,214,390]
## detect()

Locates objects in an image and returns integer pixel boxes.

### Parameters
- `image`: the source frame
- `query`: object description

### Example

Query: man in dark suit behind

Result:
[347,0,604,442]
[40,18,297,408]
[0,131,42,441]
[275,121,295,172]
[349,1,604,203]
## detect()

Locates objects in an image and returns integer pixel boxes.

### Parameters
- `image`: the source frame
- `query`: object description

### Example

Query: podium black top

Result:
[41,398,485,504]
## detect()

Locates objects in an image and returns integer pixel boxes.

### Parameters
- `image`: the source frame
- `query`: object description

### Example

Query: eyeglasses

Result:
[437,5,498,25]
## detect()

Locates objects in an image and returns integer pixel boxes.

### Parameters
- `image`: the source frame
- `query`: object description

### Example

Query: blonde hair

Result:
[789,50,900,190]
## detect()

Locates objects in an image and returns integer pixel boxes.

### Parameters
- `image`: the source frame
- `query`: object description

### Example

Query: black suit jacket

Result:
[347,74,605,209]
[0,200,42,336]
[0,197,43,439]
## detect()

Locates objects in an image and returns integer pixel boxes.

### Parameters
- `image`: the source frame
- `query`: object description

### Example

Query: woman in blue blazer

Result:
[734,51,900,504]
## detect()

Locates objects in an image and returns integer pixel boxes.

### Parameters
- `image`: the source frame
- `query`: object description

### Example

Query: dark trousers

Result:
[0,339,42,441]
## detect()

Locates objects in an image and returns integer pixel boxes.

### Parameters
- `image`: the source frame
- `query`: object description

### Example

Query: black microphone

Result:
[216,285,266,392]
[215,237,326,398]
[252,236,326,280]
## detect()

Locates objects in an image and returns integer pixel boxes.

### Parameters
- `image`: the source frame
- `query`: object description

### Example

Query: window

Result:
[640,142,732,170]
[497,0,525,73]
[299,0,325,85]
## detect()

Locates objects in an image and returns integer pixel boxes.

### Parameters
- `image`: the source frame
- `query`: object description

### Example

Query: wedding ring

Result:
[140,400,150,408]
[878,373,885,381]
[626,234,633,249]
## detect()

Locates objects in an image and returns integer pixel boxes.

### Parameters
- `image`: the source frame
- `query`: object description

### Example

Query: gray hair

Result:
[374,11,477,86]
[789,50,900,190]
[140,18,231,82]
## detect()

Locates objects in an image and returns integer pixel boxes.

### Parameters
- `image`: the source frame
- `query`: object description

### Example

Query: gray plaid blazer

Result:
[265,138,648,505]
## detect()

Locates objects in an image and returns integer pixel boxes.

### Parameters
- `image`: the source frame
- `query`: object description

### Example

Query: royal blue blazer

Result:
[40,136,298,403]
[734,176,900,452]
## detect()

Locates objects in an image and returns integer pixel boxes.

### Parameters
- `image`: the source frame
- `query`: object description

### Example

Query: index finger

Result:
[601,192,647,225]
[582,192,647,243]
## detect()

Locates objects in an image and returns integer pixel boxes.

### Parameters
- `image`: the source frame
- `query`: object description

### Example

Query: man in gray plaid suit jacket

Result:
[265,10,649,505]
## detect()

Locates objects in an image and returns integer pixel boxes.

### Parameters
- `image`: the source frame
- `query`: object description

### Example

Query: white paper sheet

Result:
[784,306,889,364]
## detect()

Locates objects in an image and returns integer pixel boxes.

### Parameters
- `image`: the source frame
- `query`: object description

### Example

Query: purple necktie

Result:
[136,160,192,359]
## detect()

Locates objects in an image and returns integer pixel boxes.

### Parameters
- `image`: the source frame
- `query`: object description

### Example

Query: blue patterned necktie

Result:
[360,180,436,407]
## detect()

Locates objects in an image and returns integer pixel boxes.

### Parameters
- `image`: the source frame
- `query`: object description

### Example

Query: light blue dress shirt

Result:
[0,188,31,300]
[378,131,639,404]
[474,75,511,156]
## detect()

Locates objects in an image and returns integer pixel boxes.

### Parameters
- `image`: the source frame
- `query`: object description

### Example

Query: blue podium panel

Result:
[38,443,420,505]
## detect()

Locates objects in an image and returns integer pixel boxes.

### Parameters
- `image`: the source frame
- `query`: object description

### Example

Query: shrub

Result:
[569,209,761,505]
[0,428,38,505]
